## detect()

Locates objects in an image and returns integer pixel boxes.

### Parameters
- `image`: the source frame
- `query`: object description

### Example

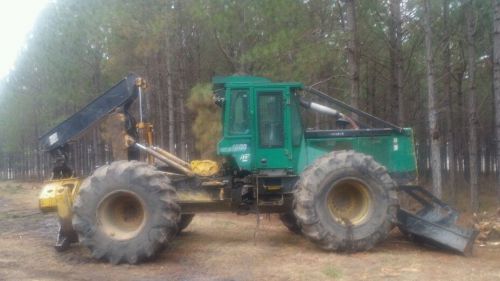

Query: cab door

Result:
[254,88,292,170]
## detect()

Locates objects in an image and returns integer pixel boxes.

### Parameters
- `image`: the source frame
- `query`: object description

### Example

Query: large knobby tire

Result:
[294,150,398,252]
[279,213,301,234]
[177,214,195,233]
[72,161,180,264]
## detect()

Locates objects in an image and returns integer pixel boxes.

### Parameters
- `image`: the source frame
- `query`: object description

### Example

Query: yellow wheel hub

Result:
[97,190,147,240]
[327,179,372,225]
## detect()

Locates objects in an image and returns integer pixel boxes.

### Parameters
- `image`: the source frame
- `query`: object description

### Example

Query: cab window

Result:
[229,90,250,135]
[258,93,284,147]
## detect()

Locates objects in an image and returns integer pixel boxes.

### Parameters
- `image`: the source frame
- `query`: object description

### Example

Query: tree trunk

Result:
[179,62,188,160]
[493,0,500,204]
[157,73,165,147]
[368,62,377,116]
[390,0,404,125]
[466,1,479,211]
[443,0,456,202]
[344,0,360,109]
[177,0,188,160]
[166,34,175,154]
[423,0,443,198]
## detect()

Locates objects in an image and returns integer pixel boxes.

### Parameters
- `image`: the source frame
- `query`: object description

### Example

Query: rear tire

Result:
[279,213,301,234]
[72,161,180,264]
[294,150,398,251]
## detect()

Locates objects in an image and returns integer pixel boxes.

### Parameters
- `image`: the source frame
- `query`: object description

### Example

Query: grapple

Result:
[39,178,81,251]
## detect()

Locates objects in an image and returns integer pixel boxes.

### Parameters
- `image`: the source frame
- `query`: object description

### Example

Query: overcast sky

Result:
[0,0,49,79]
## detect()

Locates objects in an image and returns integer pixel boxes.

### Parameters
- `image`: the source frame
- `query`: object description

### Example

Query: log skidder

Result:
[38,74,478,265]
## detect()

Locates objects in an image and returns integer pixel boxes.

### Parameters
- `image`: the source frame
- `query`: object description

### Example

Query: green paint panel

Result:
[299,129,417,175]
[215,75,417,181]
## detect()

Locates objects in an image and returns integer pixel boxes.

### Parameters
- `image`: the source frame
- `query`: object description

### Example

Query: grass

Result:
[322,265,342,279]
[0,183,24,194]
[0,212,11,220]
[212,219,238,229]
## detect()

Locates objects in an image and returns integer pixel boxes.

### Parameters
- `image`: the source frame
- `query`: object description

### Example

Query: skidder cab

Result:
[38,74,478,264]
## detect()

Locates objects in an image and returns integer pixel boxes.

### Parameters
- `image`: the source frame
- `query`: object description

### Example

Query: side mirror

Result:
[213,95,225,107]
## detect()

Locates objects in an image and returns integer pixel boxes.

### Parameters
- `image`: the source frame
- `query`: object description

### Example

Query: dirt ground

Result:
[0,181,499,281]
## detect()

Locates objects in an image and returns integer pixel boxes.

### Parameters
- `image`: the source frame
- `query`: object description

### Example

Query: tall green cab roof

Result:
[212,75,270,85]
[212,75,303,88]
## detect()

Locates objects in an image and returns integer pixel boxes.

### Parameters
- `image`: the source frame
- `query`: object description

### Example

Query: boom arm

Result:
[304,86,404,133]
[39,74,140,152]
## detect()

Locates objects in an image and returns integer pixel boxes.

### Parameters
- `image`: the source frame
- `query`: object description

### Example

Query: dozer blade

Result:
[396,185,479,256]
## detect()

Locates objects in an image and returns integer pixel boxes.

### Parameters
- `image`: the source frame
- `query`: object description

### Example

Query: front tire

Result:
[177,214,195,233]
[72,161,180,264]
[294,150,398,251]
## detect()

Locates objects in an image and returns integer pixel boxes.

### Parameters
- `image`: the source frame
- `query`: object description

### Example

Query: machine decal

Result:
[220,143,248,153]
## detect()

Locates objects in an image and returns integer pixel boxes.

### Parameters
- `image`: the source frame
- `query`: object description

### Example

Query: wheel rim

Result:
[327,178,372,225]
[97,190,147,240]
